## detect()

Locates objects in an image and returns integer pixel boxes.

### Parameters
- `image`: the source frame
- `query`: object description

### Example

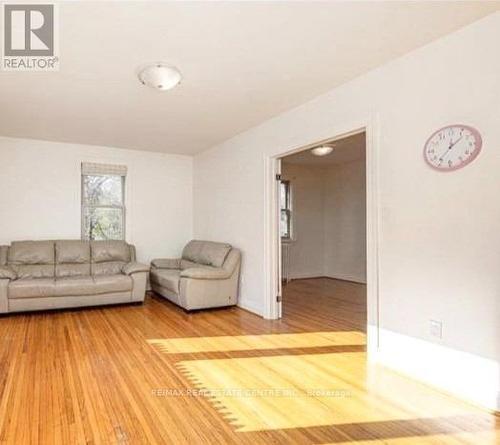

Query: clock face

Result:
[424,125,482,171]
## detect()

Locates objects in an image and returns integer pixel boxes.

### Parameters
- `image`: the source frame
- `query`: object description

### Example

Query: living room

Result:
[1,2,499,444]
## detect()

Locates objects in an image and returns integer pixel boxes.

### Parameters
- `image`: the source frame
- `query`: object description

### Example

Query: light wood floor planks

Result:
[0,278,498,444]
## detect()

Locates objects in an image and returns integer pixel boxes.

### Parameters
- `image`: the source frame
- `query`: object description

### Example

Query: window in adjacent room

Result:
[280,180,292,239]
[81,163,127,240]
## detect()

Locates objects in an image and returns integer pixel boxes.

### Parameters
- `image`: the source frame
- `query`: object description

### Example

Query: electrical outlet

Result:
[429,320,443,339]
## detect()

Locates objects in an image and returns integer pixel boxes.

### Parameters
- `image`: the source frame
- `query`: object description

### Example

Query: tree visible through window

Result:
[280,180,292,239]
[82,174,125,240]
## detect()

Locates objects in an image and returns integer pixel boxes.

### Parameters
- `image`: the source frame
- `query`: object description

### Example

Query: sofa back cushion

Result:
[0,246,8,266]
[8,241,55,279]
[91,240,131,275]
[182,240,232,268]
[55,240,91,277]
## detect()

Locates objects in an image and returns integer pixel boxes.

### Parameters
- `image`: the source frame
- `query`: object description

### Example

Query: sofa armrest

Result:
[122,262,150,275]
[0,266,16,281]
[0,279,8,313]
[180,267,230,280]
[151,258,181,270]
[121,263,148,303]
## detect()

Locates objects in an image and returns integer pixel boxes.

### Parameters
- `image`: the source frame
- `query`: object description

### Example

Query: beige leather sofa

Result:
[0,240,149,314]
[150,240,241,310]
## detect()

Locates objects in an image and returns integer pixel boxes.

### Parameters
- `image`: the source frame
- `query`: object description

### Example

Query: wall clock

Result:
[423,124,482,171]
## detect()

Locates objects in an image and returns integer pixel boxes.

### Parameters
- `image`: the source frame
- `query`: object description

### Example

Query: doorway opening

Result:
[279,132,367,333]
[264,121,379,352]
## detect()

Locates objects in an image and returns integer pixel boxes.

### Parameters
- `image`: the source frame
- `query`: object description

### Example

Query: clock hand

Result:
[449,135,463,149]
[437,136,463,165]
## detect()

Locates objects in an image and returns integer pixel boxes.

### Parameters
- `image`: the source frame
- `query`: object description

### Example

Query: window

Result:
[81,163,127,241]
[280,180,292,239]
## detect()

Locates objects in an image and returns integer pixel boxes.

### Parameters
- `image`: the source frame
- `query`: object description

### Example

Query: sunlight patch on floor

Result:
[324,429,500,445]
[148,331,366,353]
[176,352,489,434]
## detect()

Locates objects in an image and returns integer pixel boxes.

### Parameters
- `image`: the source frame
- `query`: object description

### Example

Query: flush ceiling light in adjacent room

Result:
[311,145,334,156]
[137,63,182,91]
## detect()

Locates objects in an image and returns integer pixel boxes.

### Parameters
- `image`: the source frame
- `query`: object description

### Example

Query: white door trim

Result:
[263,114,381,353]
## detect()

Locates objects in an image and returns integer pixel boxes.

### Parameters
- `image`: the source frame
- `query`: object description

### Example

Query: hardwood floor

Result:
[0,278,498,444]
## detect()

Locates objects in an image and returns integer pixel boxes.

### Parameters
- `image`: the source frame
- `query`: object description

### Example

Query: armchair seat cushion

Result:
[151,258,180,270]
[180,267,230,280]
[150,269,180,293]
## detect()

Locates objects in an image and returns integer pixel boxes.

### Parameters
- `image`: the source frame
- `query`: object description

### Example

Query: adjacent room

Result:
[0,2,499,444]
[279,132,367,333]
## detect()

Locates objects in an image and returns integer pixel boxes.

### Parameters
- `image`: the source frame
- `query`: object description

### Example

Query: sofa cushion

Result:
[8,241,55,279]
[93,275,132,294]
[10,275,132,299]
[91,241,130,263]
[182,240,232,268]
[122,262,149,275]
[0,266,16,280]
[9,278,56,299]
[182,240,204,263]
[56,241,90,264]
[54,276,96,296]
[56,263,91,278]
[150,269,180,293]
[199,242,231,267]
[8,241,55,265]
[54,275,132,296]
[92,261,125,276]
[0,246,8,266]
[10,265,55,279]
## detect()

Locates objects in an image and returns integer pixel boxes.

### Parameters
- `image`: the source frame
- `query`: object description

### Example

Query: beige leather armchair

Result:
[150,240,241,310]
[0,240,149,314]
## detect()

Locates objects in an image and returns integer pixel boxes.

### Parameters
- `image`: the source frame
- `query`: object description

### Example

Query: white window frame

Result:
[81,164,127,241]
[280,180,293,240]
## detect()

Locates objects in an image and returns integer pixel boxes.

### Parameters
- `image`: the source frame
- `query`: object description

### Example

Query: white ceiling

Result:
[283,132,365,167]
[1,1,498,155]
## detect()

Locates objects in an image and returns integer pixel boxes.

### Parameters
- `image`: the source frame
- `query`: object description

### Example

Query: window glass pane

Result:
[280,182,288,209]
[83,175,123,206]
[83,207,124,241]
[280,210,290,238]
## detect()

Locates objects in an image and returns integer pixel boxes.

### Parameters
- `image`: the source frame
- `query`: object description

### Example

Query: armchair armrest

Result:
[180,267,230,280]
[0,266,16,280]
[122,262,150,275]
[151,258,181,270]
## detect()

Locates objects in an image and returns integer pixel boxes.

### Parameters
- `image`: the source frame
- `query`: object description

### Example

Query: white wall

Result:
[0,137,193,263]
[281,163,325,279]
[194,13,500,407]
[281,159,366,283]
[323,159,366,283]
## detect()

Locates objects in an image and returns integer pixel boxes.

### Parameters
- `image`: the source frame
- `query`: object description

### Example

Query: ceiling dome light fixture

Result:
[137,63,182,91]
[311,145,334,156]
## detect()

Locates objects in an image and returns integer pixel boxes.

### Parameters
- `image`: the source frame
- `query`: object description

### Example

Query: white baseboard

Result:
[324,273,367,284]
[289,273,324,280]
[368,326,500,411]
[288,273,366,284]
[237,299,263,317]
